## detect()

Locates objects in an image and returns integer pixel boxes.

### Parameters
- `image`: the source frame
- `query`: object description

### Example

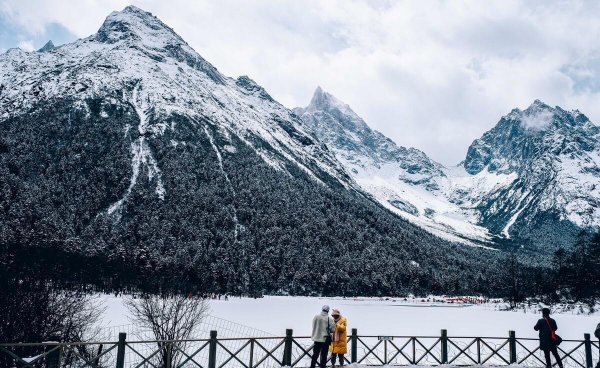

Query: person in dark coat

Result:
[595,323,600,368]
[534,308,563,368]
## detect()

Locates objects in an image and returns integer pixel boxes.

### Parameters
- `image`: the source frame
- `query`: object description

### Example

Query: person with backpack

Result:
[534,308,563,368]
[329,309,347,368]
[310,305,335,368]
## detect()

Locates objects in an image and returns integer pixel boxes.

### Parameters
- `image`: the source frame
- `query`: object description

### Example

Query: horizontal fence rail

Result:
[1,329,599,368]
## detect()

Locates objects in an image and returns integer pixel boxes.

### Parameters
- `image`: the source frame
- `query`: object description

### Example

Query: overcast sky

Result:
[2,0,600,164]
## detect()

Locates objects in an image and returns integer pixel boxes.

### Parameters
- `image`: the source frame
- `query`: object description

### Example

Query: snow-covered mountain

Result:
[294,88,495,244]
[0,6,354,199]
[462,100,600,247]
[296,90,600,249]
[1,6,505,295]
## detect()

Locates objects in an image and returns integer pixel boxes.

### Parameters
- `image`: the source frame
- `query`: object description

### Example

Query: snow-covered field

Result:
[100,295,599,340]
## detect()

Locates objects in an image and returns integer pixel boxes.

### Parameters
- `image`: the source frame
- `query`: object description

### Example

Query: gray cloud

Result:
[1,0,600,164]
[0,8,77,52]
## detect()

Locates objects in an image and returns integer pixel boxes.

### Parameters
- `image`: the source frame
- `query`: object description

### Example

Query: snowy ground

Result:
[99,295,600,340]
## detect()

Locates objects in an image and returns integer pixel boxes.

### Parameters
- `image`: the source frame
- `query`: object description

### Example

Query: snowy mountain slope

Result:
[8,5,591,253]
[0,6,512,295]
[296,90,600,249]
[0,5,355,202]
[462,100,600,247]
[294,88,494,244]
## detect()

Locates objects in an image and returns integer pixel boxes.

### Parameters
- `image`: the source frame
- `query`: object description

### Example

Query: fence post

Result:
[46,343,61,368]
[351,328,358,363]
[283,329,293,366]
[249,339,255,368]
[384,340,388,365]
[441,329,448,364]
[585,333,593,368]
[209,330,218,368]
[509,330,517,364]
[116,332,126,368]
[165,342,172,368]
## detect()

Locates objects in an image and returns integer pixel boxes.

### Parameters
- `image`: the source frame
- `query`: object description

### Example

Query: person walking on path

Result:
[534,308,563,368]
[329,309,347,368]
[310,305,335,368]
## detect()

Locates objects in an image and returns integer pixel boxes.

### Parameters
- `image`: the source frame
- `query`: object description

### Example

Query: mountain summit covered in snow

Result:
[293,88,493,244]
[296,90,600,249]
[0,6,509,295]
[464,100,600,247]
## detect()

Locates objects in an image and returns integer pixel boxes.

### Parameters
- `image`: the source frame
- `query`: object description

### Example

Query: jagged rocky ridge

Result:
[464,100,600,248]
[37,40,55,53]
[0,6,509,295]
[296,90,600,250]
[293,88,493,244]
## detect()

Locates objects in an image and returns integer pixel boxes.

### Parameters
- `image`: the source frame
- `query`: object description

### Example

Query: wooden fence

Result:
[1,329,599,367]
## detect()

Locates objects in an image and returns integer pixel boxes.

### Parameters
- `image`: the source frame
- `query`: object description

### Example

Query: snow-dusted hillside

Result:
[294,88,498,244]
[0,5,354,202]
[296,90,600,248]
[2,6,511,296]
[464,100,600,245]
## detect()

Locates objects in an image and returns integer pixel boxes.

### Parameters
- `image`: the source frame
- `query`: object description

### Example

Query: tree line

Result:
[0,96,517,298]
[501,231,600,308]
[1,96,598,304]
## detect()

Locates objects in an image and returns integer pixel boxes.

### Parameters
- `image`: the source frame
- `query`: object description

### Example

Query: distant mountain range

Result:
[295,89,600,249]
[1,5,597,296]
[0,6,516,295]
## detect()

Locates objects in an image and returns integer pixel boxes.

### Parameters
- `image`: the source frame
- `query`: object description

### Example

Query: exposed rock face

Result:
[37,40,55,53]
[294,88,491,245]
[463,100,600,247]
[297,90,600,250]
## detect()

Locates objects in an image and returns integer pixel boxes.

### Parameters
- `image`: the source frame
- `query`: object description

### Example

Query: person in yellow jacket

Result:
[329,309,347,367]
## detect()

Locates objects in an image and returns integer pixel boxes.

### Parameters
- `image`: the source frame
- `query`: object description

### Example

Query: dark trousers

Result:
[310,342,330,368]
[543,346,563,368]
[331,353,344,366]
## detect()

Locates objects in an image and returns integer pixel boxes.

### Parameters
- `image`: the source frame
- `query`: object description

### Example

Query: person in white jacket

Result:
[310,305,335,368]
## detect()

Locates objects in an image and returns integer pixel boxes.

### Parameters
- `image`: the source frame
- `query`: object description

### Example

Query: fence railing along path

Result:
[1,329,599,368]
[92,315,276,366]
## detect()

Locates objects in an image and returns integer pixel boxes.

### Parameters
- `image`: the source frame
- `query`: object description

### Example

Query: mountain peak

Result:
[37,40,55,53]
[520,99,592,131]
[122,5,147,14]
[524,99,553,113]
[520,100,556,131]
[531,99,547,107]
[465,98,598,175]
[505,99,552,120]
[93,6,224,84]
[95,5,183,45]
[312,86,324,100]
[307,86,327,109]
[299,87,373,135]
[307,87,350,115]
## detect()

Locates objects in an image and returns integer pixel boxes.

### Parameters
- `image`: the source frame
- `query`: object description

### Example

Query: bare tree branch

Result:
[125,294,209,367]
